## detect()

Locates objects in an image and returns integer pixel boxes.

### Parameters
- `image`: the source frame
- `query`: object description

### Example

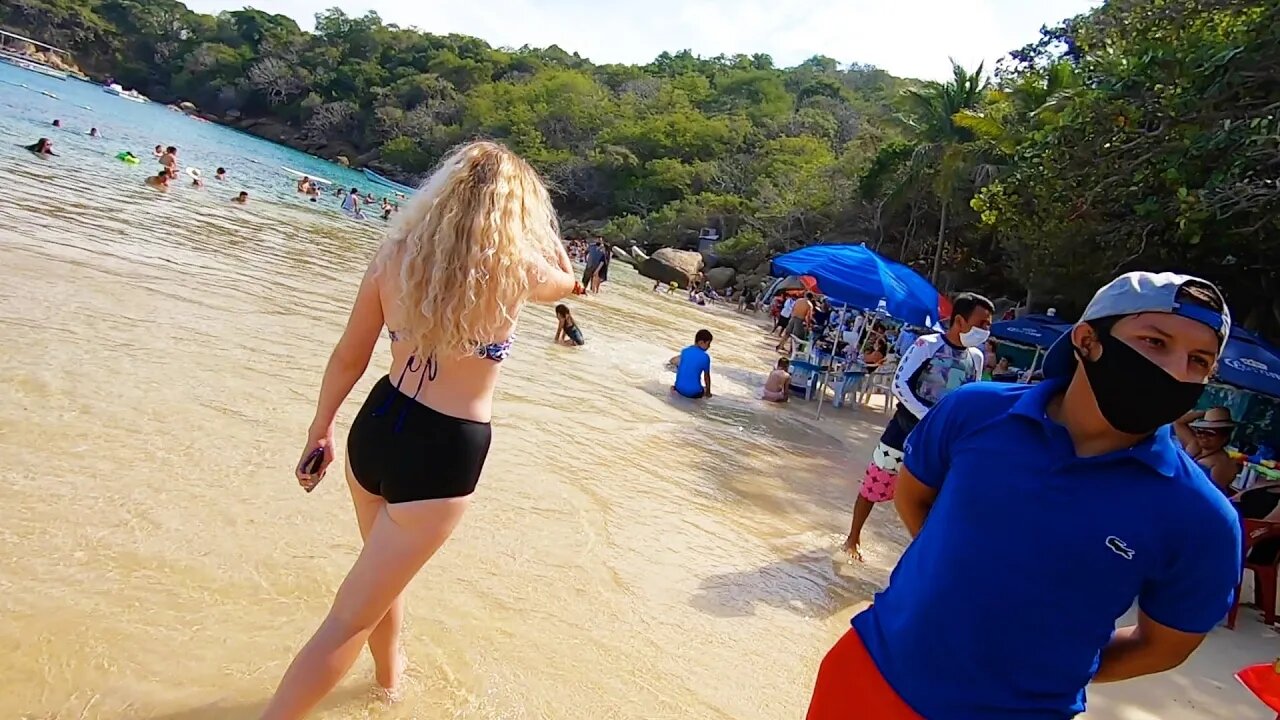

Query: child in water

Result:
[232,191,249,204]
[762,357,791,402]
[554,304,585,346]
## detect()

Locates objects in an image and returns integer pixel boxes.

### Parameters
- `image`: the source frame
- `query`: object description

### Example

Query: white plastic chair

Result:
[858,359,897,414]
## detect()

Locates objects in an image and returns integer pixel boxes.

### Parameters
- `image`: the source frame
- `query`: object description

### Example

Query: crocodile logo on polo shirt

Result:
[1106,536,1135,560]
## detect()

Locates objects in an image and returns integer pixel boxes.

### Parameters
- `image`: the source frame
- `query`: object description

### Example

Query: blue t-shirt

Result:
[852,380,1241,719]
[674,345,710,398]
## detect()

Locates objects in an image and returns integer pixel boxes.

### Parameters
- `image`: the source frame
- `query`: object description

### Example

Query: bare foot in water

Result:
[373,648,407,702]
[833,541,864,564]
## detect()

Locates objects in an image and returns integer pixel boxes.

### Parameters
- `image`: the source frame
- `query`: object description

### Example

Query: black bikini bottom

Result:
[347,375,492,503]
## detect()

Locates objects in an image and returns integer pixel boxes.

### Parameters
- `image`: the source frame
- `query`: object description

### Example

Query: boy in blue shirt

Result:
[807,272,1242,720]
[670,329,713,399]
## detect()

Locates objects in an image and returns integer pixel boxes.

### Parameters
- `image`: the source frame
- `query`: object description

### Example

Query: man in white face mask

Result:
[840,292,993,562]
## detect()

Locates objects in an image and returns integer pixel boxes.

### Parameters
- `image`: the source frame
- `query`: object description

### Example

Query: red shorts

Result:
[807,630,922,720]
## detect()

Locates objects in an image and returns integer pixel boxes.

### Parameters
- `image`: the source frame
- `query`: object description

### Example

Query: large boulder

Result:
[639,248,704,289]
[705,267,736,290]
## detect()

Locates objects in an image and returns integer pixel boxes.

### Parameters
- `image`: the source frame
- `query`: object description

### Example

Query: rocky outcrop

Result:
[611,245,638,267]
[639,248,704,288]
[705,267,736,290]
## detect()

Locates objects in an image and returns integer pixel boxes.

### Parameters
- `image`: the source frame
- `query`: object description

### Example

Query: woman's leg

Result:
[260,495,469,720]
[344,463,404,693]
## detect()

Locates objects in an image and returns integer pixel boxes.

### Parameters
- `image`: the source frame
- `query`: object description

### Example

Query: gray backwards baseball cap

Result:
[1042,271,1231,379]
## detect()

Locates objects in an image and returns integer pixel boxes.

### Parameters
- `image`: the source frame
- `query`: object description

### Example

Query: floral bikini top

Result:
[386,329,513,362]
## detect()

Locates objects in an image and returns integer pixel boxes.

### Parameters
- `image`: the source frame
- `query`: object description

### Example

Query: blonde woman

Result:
[261,141,575,719]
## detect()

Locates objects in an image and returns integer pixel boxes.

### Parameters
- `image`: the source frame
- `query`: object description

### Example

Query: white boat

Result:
[103,83,148,103]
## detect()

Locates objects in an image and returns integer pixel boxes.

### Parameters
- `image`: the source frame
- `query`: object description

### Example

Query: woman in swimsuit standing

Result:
[261,141,575,719]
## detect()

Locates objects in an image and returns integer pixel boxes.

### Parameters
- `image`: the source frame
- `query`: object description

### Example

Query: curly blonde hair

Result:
[378,141,561,358]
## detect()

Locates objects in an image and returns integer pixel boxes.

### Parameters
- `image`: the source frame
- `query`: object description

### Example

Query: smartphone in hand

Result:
[299,447,326,492]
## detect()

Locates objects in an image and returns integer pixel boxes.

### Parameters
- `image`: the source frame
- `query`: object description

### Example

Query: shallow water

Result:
[0,68,913,719]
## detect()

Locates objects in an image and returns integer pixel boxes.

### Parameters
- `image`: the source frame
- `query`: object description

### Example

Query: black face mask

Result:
[1077,332,1207,436]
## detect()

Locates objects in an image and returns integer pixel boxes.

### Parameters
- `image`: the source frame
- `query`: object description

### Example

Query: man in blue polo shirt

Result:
[807,271,1242,720]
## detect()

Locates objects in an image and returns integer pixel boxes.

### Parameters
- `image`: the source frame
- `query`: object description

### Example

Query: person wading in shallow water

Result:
[807,272,1241,720]
[840,293,993,562]
[259,141,574,719]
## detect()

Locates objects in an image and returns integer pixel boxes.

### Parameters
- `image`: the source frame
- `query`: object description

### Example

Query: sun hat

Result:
[1190,407,1237,430]
[1043,271,1231,379]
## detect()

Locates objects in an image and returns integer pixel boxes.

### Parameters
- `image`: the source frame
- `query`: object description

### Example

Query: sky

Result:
[181,0,1102,81]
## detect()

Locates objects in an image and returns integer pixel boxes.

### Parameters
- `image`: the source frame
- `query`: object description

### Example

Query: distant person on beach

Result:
[144,170,171,191]
[1174,407,1238,493]
[807,272,1240,720]
[582,239,605,293]
[776,292,814,353]
[231,191,248,204]
[840,292,993,563]
[262,141,575,717]
[670,329,714,399]
[554,304,585,346]
[24,138,57,156]
[215,167,227,181]
[763,358,791,402]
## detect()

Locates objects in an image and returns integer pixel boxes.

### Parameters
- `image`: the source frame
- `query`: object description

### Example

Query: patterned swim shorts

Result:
[859,441,905,503]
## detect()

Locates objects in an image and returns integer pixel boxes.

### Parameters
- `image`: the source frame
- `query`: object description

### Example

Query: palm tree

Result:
[900,60,988,284]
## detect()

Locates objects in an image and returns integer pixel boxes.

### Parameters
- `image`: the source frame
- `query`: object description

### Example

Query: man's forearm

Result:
[1093,626,1186,683]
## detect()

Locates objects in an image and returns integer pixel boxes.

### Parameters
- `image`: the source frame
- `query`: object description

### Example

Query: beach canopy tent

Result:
[990,314,1073,349]
[770,244,945,328]
[1217,328,1280,399]
[764,274,820,298]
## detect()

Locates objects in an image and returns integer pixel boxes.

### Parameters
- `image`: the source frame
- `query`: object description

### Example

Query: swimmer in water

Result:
[52,119,62,128]
[381,198,393,220]
[144,169,171,191]
[554,304,585,346]
[24,138,57,155]
[88,127,101,138]
[189,168,204,188]
[232,191,249,204]
[258,140,574,715]
[215,167,227,181]
[297,176,313,193]
[153,144,164,157]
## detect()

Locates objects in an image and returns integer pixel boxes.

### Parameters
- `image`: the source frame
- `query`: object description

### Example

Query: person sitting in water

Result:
[52,119,62,128]
[670,329,714,399]
[153,144,164,157]
[88,127,101,138]
[188,169,204,189]
[215,167,227,181]
[144,169,171,191]
[24,138,57,156]
[231,191,249,204]
[763,357,791,402]
[554,304,585,346]
[297,176,313,193]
